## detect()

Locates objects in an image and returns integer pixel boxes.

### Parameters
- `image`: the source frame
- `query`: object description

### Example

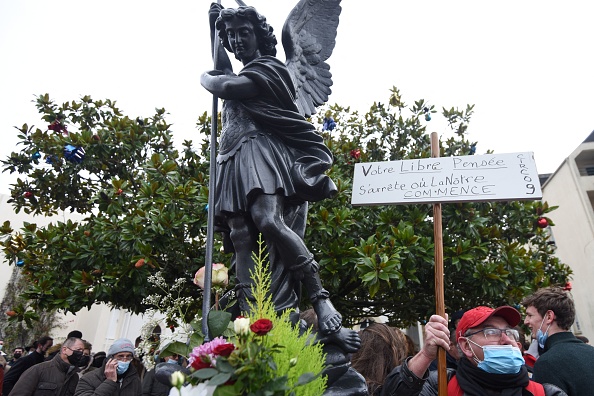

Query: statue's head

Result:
[216,6,277,58]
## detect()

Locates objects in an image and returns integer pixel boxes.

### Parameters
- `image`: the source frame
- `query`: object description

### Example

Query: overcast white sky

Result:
[1,1,593,195]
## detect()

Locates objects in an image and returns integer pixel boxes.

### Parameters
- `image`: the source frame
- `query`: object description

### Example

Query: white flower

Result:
[169,383,215,396]
[234,317,250,336]
[194,263,229,289]
[170,371,185,388]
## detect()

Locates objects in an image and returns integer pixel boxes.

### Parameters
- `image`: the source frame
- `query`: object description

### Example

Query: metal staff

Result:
[200,0,249,342]
[201,0,223,342]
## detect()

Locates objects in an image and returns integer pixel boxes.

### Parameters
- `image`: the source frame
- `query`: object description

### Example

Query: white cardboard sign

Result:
[351,152,542,206]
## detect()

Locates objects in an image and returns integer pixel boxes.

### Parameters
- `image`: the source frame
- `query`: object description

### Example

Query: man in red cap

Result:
[380,306,567,395]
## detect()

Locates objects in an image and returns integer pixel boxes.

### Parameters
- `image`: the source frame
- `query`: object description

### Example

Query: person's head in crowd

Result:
[521,286,575,348]
[12,347,24,360]
[79,340,92,368]
[514,326,530,351]
[575,335,589,344]
[350,322,408,395]
[0,339,4,354]
[161,353,180,365]
[456,306,524,373]
[91,351,107,368]
[67,330,83,339]
[448,330,461,361]
[60,337,85,366]
[450,309,466,331]
[37,336,54,354]
[107,338,135,375]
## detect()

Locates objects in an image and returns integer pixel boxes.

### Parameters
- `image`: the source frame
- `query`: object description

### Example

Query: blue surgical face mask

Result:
[166,358,179,365]
[116,361,131,375]
[537,316,551,349]
[467,340,525,375]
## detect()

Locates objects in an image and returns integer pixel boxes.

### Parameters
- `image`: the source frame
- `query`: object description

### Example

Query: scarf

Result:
[455,357,530,396]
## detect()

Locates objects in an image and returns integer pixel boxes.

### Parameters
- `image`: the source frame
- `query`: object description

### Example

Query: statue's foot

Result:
[313,297,342,335]
[325,328,361,353]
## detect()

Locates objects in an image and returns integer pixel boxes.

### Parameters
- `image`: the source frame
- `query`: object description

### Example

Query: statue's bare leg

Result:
[227,214,258,313]
[250,193,342,334]
[297,255,342,335]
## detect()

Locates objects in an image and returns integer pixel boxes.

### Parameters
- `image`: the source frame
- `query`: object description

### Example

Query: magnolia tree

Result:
[0,88,571,330]
[307,88,570,326]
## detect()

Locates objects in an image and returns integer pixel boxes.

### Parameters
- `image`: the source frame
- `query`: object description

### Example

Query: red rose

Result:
[250,318,273,336]
[190,356,210,370]
[213,343,235,357]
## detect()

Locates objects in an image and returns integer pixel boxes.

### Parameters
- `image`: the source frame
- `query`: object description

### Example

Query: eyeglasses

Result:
[113,354,134,362]
[465,328,520,342]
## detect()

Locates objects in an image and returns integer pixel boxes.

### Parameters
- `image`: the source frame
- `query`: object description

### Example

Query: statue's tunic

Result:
[215,55,335,217]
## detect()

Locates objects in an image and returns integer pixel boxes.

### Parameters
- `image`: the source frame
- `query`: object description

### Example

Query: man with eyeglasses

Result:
[75,338,141,396]
[381,306,567,395]
[522,286,594,396]
[8,337,84,396]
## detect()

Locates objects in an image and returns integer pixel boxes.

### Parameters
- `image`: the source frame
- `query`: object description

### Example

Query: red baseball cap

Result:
[456,306,521,341]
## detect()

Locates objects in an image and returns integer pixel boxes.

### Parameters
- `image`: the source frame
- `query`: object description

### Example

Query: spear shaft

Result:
[201,0,222,342]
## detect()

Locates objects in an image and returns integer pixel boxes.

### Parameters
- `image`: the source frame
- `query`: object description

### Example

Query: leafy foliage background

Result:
[0,88,571,334]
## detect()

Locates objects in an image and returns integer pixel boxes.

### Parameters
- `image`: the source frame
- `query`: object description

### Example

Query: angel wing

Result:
[282,0,342,118]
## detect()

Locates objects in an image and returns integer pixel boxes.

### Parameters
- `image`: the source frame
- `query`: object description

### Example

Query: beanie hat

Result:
[108,338,135,357]
[456,306,521,341]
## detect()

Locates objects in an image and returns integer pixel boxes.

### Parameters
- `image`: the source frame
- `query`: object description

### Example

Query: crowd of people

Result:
[0,331,177,396]
[0,286,592,396]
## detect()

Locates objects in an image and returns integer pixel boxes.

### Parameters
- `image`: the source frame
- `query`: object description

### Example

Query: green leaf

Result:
[159,341,189,359]
[189,368,218,380]
[208,310,232,338]
[208,372,232,386]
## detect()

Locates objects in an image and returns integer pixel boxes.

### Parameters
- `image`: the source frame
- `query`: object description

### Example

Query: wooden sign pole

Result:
[431,132,447,395]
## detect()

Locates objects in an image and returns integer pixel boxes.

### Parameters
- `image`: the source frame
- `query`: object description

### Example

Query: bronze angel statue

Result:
[201,0,344,336]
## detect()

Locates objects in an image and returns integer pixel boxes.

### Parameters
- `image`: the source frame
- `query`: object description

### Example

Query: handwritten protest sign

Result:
[351,152,541,206]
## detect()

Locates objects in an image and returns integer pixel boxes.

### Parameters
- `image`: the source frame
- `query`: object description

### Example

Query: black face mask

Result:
[13,353,22,359]
[78,355,91,367]
[67,350,84,366]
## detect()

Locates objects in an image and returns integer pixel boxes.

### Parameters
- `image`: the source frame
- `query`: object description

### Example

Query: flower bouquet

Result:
[164,243,327,396]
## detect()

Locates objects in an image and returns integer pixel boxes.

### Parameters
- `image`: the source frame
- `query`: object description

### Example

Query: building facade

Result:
[541,131,594,338]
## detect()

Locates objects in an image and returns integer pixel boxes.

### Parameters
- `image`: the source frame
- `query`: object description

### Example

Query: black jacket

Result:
[141,369,169,396]
[3,351,46,396]
[9,354,79,396]
[533,331,594,396]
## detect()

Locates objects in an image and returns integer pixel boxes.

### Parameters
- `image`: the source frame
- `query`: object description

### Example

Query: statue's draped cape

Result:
[215,55,336,219]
